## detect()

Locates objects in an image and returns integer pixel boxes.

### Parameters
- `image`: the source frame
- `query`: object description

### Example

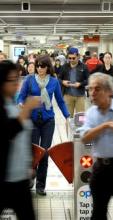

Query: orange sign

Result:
[80,155,93,168]
[83,35,100,43]
[55,44,67,49]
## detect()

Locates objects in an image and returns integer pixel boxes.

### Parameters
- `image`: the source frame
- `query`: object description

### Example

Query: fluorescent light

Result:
[0,15,113,18]
[0,16,58,18]
[0,11,61,14]
[0,10,113,14]
[62,15,113,18]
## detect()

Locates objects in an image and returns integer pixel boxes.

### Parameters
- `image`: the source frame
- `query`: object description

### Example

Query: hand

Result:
[104,121,113,129]
[18,103,24,108]
[24,96,42,110]
[18,96,42,123]
[70,82,81,88]
[62,80,71,87]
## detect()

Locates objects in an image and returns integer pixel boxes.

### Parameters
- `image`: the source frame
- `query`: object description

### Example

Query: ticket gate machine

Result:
[68,113,94,220]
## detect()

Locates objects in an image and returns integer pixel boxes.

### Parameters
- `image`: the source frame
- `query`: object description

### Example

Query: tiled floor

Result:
[33,191,73,220]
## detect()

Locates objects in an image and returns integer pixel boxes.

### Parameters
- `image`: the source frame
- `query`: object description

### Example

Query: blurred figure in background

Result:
[27,62,36,75]
[56,54,66,66]
[99,53,104,64]
[85,52,102,74]
[82,50,91,63]
[91,52,113,77]
[0,60,41,220]
[28,53,36,63]
[18,55,70,195]
[54,58,62,78]
[17,56,27,76]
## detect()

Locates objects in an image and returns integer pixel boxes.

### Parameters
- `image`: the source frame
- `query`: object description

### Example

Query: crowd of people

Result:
[0,47,113,219]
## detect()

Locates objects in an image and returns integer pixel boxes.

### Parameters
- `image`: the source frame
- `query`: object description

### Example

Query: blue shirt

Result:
[80,100,113,158]
[66,68,85,96]
[17,75,70,121]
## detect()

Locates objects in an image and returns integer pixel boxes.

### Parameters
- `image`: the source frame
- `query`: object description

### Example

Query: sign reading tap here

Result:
[77,185,93,220]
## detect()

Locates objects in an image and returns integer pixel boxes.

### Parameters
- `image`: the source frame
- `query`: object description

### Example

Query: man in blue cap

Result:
[59,47,89,117]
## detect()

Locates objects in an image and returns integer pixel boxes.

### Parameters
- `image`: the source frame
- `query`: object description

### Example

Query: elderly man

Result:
[59,47,89,117]
[80,72,113,220]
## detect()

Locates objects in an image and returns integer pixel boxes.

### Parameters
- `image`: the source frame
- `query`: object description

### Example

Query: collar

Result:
[96,99,113,112]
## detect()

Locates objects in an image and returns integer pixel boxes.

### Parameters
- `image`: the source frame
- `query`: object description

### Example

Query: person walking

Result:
[0,60,41,220]
[18,55,70,195]
[80,72,113,220]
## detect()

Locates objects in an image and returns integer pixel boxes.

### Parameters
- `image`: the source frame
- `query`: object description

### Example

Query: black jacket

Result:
[0,97,23,182]
[59,61,89,95]
[91,64,113,76]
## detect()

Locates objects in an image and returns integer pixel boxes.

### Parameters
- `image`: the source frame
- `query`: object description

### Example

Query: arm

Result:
[17,76,31,104]
[58,65,70,87]
[81,118,113,143]
[54,79,70,118]
[81,122,108,143]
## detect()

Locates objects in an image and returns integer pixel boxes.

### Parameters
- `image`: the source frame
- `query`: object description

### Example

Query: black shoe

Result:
[36,188,47,196]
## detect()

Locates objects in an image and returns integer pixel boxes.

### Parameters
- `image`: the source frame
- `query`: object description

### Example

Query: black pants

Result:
[0,180,36,220]
[90,159,113,220]
[32,118,55,189]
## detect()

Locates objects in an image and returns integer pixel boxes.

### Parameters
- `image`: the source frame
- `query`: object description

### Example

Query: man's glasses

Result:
[37,63,47,68]
[68,57,76,60]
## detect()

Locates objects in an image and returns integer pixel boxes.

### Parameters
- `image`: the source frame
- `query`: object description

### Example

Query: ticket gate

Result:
[68,113,94,220]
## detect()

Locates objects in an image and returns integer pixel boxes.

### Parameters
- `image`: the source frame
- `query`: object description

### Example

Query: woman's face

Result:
[28,63,35,74]
[36,63,48,77]
[2,71,19,98]
[103,53,112,65]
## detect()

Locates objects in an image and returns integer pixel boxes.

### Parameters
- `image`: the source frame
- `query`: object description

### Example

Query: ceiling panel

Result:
[0,0,113,43]
[0,0,101,3]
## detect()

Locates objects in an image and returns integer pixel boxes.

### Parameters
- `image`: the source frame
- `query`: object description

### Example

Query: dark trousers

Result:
[32,118,55,189]
[90,160,113,220]
[0,180,35,220]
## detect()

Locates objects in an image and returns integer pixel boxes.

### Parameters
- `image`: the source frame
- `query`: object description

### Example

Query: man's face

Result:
[88,79,112,107]
[0,54,6,62]
[68,53,79,65]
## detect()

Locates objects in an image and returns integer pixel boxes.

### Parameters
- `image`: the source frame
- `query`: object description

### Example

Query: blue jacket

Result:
[17,75,70,121]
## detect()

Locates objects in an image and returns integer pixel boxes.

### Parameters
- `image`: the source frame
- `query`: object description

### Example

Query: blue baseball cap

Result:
[68,47,79,55]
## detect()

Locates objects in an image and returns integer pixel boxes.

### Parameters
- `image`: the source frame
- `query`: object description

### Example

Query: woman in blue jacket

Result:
[18,55,70,195]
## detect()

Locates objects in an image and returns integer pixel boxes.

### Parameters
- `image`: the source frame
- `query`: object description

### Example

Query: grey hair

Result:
[89,72,113,92]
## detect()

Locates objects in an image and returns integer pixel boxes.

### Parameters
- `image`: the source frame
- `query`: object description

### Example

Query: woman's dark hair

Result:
[0,60,17,90]
[27,62,35,68]
[104,52,112,58]
[35,55,55,76]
